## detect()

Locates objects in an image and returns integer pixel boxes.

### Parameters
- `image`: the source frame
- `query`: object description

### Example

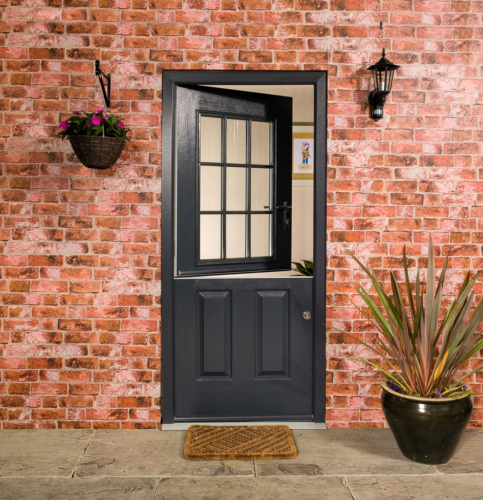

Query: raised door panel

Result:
[256,290,289,378]
[198,291,232,378]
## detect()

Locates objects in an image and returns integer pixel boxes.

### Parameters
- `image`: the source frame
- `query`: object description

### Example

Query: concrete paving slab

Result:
[347,475,483,500]
[435,430,483,474]
[0,430,94,477]
[75,430,255,477]
[255,429,437,476]
[0,477,157,500]
[155,476,353,500]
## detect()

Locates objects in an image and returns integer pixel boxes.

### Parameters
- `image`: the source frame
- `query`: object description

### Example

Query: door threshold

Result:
[161,421,327,431]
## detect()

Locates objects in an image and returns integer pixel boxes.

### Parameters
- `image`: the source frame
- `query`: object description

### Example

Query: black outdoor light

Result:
[368,48,400,122]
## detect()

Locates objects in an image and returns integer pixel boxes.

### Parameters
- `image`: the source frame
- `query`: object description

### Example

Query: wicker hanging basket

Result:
[68,135,126,170]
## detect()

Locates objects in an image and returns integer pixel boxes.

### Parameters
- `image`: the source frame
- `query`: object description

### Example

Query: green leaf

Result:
[356,357,410,393]
[303,260,314,272]
[457,364,483,383]
[292,260,313,276]
[403,245,416,323]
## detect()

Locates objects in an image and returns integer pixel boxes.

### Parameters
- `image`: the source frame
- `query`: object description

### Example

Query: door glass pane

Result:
[251,168,271,211]
[226,167,246,211]
[251,214,271,257]
[226,214,246,259]
[226,119,247,164]
[251,121,271,165]
[200,166,221,211]
[200,117,222,163]
[200,214,221,260]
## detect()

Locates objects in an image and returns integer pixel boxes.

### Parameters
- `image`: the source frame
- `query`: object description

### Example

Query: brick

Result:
[31,384,67,395]
[28,255,63,267]
[117,397,152,408]
[239,0,271,7]
[29,48,64,59]
[58,320,92,331]
[118,295,153,306]
[4,370,38,382]
[59,396,93,407]
[70,384,100,395]
[86,409,128,420]
[332,0,364,8]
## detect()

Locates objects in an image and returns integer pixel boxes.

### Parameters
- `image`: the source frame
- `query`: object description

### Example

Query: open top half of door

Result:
[175,85,293,277]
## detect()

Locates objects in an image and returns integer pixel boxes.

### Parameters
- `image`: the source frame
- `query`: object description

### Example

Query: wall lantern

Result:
[368,49,399,122]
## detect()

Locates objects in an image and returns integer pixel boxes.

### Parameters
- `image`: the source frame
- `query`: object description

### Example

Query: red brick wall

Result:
[1,0,482,429]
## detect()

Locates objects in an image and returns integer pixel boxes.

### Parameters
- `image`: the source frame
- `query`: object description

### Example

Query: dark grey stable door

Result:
[174,86,313,420]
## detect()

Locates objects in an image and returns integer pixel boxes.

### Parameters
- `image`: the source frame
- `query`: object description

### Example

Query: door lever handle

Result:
[277,201,292,231]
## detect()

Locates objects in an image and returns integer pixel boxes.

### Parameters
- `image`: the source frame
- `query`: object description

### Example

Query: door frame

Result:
[161,71,328,424]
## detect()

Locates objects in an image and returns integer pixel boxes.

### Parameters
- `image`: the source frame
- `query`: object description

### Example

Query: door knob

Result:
[303,311,311,320]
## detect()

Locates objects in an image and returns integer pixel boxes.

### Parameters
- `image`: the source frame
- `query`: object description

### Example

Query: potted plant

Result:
[335,237,483,464]
[59,109,130,169]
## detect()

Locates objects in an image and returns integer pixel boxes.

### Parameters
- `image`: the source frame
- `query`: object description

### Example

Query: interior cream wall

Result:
[209,85,314,123]
[291,125,314,266]
[205,85,315,269]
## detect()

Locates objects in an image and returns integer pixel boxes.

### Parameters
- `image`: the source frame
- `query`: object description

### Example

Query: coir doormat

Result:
[184,425,297,460]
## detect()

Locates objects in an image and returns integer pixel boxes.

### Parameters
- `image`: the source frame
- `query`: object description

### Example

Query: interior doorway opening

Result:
[162,72,327,427]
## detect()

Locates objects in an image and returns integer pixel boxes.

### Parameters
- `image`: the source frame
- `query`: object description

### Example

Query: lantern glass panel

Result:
[376,70,384,91]
[389,69,394,92]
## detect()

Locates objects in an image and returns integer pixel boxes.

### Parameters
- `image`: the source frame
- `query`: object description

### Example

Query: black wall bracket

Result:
[95,60,111,112]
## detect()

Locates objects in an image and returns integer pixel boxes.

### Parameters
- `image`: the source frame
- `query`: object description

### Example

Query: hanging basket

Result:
[68,135,126,170]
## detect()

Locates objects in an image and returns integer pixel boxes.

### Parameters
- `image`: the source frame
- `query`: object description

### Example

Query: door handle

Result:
[303,311,311,320]
[277,201,292,231]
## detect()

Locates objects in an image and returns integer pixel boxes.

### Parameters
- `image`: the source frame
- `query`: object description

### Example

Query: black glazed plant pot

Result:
[381,378,473,465]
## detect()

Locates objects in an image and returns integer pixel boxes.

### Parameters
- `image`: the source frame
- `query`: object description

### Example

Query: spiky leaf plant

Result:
[292,259,313,276]
[339,236,483,399]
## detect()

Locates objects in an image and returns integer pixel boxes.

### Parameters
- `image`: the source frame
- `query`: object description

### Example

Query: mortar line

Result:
[1,470,467,480]
[343,476,357,500]
[434,466,445,475]
[152,477,161,500]
[71,430,97,478]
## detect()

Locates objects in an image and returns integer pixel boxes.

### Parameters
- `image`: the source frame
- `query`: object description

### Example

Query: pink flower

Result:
[60,120,69,130]
[86,122,92,126]
[92,116,101,125]
[118,121,124,129]
[73,111,81,115]
[96,108,104,113]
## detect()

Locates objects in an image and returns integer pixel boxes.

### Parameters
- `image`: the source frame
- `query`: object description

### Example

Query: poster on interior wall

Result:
[292,132,314,179]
